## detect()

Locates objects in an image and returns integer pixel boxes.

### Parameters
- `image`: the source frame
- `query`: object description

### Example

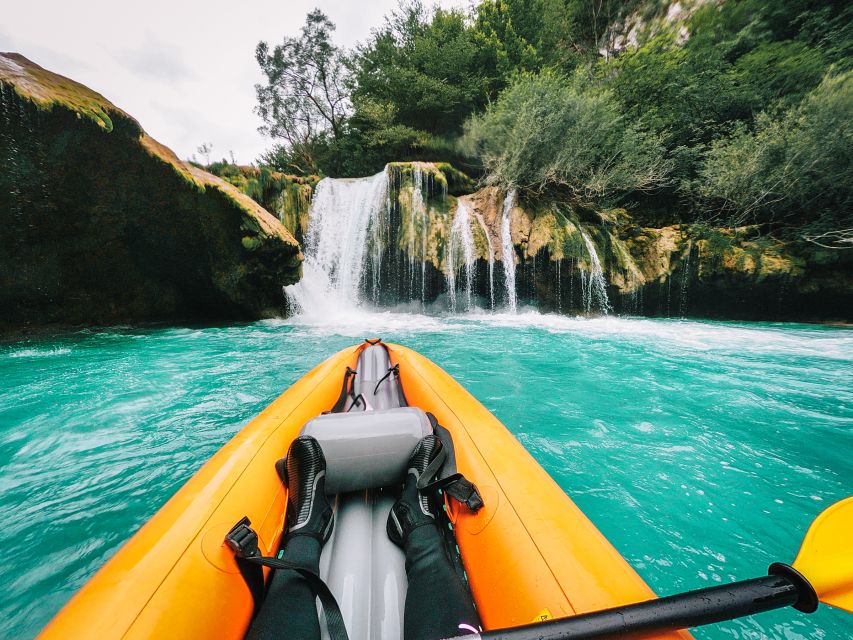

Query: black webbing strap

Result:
[373,364,400,396]
[225,517,350,640]
[330,367,357,413]
[435,474,484,511]
[347,393,366,412]
[416,443,448,490]
[418,414,485,512]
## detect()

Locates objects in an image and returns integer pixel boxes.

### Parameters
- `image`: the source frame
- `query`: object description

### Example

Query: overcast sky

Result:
[1,0,466,164]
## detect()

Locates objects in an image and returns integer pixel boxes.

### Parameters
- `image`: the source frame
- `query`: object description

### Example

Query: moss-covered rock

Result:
[0,53,302,329]
[206,163,318,242]
[388,162,455,267]
[438,184,852,320]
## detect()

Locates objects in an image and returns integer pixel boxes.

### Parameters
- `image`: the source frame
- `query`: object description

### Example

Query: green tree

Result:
[255,10,350,175]
[472,0,541,79]
[351,1,500,137]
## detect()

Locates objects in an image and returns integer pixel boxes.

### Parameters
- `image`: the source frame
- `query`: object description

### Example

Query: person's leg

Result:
[388,436,481,640]
[247,435,333,640]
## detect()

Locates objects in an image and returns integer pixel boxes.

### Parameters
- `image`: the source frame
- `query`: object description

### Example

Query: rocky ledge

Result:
[0,53,302,330]
[339,164,851,322]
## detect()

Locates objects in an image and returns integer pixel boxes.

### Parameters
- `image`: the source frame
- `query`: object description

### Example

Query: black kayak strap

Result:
[225,517,349,640]
[427,473,484,511]
[330,367,357,414]
[416,444,448,491]
[373,364,399,396]
[244,555,348,640]
[416,425,484,512]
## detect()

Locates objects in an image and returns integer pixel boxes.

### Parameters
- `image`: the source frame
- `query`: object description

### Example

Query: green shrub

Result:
[461,71,671,205]
[697,70,852,231]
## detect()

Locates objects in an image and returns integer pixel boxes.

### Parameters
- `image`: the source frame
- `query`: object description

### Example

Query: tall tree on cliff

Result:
[255,10,349,175]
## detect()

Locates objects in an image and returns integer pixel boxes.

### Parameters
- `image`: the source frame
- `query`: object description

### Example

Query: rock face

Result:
[349,165,850,322]
[206,164,318,244]
[454,190,853,321]
[0,53,302,330]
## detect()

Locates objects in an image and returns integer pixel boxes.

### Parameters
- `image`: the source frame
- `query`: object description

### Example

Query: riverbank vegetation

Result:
[253,0,851,243]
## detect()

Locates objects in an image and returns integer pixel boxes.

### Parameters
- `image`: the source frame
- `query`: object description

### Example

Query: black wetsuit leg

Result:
[402,523,481,640]
[246,535,322,640]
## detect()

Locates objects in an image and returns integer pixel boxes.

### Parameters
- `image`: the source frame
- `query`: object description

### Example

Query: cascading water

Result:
[446,199,476,312]
[500,189,518,312]
[409,164,426,308]
[580,231,611,314]
[285,167,617,319]
[679,241,692,318]
[569,256,575,311]
[284,170,389,318]
[477,213,496,310]
[556,259,562,313]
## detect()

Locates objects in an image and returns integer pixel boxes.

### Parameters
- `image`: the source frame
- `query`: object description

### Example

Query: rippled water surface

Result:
[1,314,851,639]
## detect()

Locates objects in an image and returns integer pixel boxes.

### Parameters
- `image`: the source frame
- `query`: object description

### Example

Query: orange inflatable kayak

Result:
[39,341,691,640]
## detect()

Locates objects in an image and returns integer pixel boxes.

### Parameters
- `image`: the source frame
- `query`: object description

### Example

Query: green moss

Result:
[0,53,139,135]
[433,162,475,195]
[388,161,449,199]
[204,163,317,239]
[241,236,262,250]
[389,163,459,268]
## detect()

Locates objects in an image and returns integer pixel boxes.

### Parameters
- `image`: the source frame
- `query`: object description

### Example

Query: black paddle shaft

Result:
[462,564,817,640]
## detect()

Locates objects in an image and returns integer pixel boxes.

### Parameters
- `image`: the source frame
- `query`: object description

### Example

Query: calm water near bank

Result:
[1,313,851,639]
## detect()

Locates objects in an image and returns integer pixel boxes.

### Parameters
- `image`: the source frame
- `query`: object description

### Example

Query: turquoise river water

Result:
[0,313,851,639]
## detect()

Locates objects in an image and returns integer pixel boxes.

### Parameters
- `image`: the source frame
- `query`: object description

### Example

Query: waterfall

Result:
[411,164,427,308]
[447,199,476,312]
[679,241,692,317]
[284,170,389,317]
[475,213,496,310]
[556,259,562,313]
[569,256,575,312]
[284,166,618,319]
[580,231,611,314]
[500,189,518,312]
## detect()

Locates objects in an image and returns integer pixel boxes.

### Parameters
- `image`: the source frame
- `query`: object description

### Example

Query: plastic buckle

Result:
[465,490,484,512]
[225,516,260,559]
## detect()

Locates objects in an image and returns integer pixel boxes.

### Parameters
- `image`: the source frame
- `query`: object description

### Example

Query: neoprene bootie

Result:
[277,435,334,543]
[387,434,443,547]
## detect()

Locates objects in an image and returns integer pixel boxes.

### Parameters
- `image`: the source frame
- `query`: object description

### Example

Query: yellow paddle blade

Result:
[792,496,853,612]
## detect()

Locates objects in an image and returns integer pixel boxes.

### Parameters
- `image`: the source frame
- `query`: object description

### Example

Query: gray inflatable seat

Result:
[303,343,420,640]
[301,408,432,494]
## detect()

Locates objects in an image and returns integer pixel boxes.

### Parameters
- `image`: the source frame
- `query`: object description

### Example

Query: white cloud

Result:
[0,0,465,165]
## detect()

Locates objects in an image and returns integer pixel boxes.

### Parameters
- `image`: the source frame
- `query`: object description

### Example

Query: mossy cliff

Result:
[446,188,852,321]
[205,163,318,243]
[363,169,848,320]
[0,53,301,329]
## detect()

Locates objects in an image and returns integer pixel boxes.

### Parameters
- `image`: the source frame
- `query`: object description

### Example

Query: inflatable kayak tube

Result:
[39,341,691,640]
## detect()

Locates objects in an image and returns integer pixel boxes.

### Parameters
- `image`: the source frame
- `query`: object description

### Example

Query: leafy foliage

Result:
[253,0,853,238]
[697,71,852,230]
[255,10,350,174]
[351,2,499,136]
[462,72,671,204]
